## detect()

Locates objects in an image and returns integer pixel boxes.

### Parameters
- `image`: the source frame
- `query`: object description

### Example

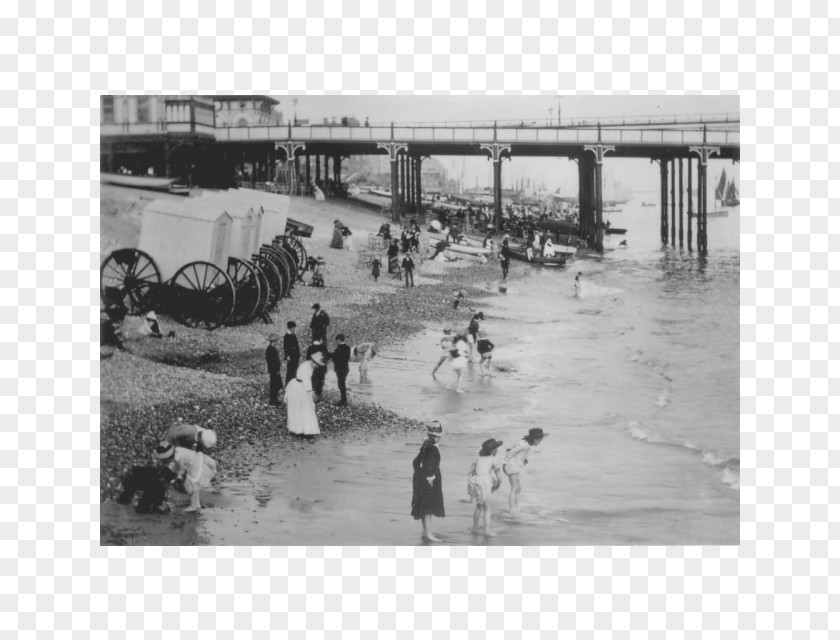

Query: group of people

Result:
[265,302,378,438]
[431,311,494,392]
[100,304,174,358]
[411,423,547,540]
[330,219,353,251]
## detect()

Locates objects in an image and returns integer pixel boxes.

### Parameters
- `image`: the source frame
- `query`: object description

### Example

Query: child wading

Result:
[503,428,546,513]
[155,441,218,512]
[467,438,504,536]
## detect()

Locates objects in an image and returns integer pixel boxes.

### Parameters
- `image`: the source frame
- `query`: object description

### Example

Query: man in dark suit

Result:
[402,254,415,288]
[283,321,301,385]
[266,333,283,406]
[310,303,330,342]
[332,334,352,406]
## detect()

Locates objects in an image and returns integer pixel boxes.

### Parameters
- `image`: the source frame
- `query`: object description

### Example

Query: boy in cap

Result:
[332,334,351,406]
[266,333,283,405]
[310,303,330,342]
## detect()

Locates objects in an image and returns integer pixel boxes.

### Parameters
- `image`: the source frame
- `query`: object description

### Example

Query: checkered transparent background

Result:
[3,0,835,636]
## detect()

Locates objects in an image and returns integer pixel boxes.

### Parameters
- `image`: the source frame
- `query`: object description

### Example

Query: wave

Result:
[627,421,739,491]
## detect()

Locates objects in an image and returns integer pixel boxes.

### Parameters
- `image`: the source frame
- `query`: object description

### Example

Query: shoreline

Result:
[100,189,519,545]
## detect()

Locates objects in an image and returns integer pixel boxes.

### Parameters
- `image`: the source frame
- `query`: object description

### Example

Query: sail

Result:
[725,181,736,202]
[715,170,728,201]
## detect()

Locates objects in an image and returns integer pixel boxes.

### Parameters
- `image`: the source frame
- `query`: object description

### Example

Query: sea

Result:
[200,202,740,546]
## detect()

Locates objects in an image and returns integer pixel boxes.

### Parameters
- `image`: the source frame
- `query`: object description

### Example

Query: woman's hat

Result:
[443,327,452,334]
[198,429,217,449]
[480,438,503,455]
[310,350,326,364]
[527,428,547,439]
[426,421,444,436]
[155,441,174,460]
[145,311,157,321]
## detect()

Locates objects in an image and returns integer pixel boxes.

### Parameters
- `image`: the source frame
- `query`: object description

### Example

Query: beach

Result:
[100,187,739,546]
[100,185,506,545]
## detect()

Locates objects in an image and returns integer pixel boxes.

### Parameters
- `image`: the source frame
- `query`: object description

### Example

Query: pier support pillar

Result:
[479,142,511,231]
[678,157,684,247]
[334,155,341,185]
[377,140,408,223]
[671,158,676,246]
[584,144,613,253]
[305,153,311,189]
[407,156,414,212]
[324,156,329,187]
[399,153,406,212]
[690,145,720,254]
[315,155,320,184]
[687,157,693,251]
[415,156,424,213]
[659,159,668,245]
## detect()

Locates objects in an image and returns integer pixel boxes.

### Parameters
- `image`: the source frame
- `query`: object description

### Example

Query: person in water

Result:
[467,438,504,536]
[476,338,495,376]
[411,422,445,542]
[503,428,547,512]
[450,333,470,393]
[431,327,454,378]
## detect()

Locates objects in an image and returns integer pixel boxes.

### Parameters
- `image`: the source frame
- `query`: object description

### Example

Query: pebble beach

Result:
[100,185,508,545]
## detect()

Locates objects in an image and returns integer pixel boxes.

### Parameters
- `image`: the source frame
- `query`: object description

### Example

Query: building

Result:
[100,96,216,181]
[212,96,282,127]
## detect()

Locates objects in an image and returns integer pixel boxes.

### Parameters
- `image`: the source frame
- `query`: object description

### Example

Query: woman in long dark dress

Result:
[411,422,445,542]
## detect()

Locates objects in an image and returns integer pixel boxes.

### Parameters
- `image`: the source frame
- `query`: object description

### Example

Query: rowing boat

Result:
[101,173,178,191]
[428,238,491,257]
[506,248,566,266]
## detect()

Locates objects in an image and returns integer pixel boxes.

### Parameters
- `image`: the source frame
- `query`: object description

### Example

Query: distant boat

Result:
[603,207,622,213]
[641,202,656,207]
[506,247,567,267]
[691,210,728,218]
[722,179,740,207]
[604,227,627,235]
[101,173,177,191]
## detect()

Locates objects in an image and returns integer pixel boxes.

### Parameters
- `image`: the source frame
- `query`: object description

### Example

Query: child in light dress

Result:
[155,441,218,512]
[467,438,504,536]
[503,428,546,512]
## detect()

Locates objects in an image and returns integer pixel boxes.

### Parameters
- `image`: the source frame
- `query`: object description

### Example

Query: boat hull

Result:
[101,173,178,191]
[429,238,491,257]
[604,228,627,235]
[506,249,566,266]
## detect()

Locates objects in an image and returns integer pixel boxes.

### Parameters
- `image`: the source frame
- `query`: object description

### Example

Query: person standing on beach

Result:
[266,333,283,406]
[283,321,301,385]
[285,350,326,437]
[306,337,330,402]
[332,334,351,406]
[467,438,504,536]
[402,253,415,288]
[500,251,510,279]
[431,327,454,378]
[574,272,582,297]
[411,422,445,542]
[310,303,330,343]
[503,428,547,513]
[371,257,382,282]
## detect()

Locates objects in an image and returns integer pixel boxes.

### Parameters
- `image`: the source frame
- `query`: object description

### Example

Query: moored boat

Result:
[428,238,491,257]
[604,227,627,235]
[101,173,178,191]
[506,247,566,266]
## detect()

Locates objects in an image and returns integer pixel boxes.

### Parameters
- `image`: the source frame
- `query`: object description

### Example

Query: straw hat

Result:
[426,421,444,437]
[199,429,217,449]
[268,333,280,342]
[145,311,157,321]
[527,428,548,440]
[154,441,175,460]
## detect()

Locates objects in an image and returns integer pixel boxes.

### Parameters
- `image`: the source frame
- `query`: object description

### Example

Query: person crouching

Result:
[154,441,217,512]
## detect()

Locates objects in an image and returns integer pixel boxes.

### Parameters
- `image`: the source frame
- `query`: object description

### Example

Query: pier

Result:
[100,97,739,253]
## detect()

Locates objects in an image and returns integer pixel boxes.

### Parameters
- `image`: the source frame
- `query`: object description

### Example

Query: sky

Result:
[272,95,739,195]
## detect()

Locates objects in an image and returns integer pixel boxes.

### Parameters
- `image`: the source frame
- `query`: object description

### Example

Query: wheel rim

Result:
[277,235,307,280]
[260,246,291,299]
[252,254,282,312]
[269,243,298,294]
[169,262,235,330]
[249,263,270,321]
[226,258,261,325]
[100,249,161,314]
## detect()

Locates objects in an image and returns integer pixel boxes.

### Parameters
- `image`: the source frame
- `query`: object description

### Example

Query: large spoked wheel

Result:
[250,263,270,321]
[100,248,161,314]
[226,258,261,325]
[269,242,298,295]
[168,261,235,330]
[252,254,282,312]
[277,235,308,282]
[260,245,292,299]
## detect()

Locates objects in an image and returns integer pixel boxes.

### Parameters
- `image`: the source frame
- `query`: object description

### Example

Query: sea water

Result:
[199,203,740,545]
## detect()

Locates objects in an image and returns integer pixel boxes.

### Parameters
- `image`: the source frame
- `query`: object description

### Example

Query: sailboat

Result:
[723,179,740,207]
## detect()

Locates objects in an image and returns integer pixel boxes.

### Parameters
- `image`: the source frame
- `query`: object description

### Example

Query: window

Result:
[102,96,115,124]
[136,96,151,123]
